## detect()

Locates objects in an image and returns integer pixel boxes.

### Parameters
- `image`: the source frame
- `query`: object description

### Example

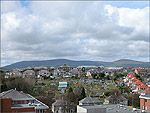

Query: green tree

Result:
[74,86,86,101]
[64,87,77,103]
[128,93,140,108]
[99,73,105,79]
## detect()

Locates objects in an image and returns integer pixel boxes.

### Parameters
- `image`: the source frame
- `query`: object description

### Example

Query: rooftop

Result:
[0,89,33,99]
[79,96,102,105]
[52,99,74,106]
[0,89,49,109]
[139,93,150,99]
[79,104,150,113]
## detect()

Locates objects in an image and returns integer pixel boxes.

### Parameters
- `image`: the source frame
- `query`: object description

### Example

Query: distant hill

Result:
[110,59,150,67]
[1,59,150,69]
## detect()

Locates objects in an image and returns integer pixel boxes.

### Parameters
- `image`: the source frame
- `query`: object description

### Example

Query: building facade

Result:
[139,94,150,111]
[0,89,49,113]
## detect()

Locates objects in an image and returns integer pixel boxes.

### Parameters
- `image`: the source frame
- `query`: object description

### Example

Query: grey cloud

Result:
[1,1,149,66]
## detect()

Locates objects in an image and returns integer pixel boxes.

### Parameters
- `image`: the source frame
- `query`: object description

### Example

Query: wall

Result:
[77,106,87,113]
[0,98,12,113]
[12,108,35,112]
[140,98,150,111]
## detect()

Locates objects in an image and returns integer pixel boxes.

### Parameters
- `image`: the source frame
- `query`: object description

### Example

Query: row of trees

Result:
[64,86,86,105]
[1,77,35,94]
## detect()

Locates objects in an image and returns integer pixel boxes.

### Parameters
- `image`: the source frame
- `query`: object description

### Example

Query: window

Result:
[145,106,147,110]
[24,100,29,104]
[21,100,24,104]
[12,101,18,105]
[70,109,74,113]
[145,99,147,102]
[142,106,144,110]
[55,110,58,113]
[30,100,34,103]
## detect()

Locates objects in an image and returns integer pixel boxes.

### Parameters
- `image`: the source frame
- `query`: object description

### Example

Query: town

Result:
[1,0,149,113]
[0,64,150,113]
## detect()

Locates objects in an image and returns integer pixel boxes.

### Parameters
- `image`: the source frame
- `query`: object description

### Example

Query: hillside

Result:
[2,59,150,69]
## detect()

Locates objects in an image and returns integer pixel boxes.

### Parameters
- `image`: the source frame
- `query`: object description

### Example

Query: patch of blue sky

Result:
[104,1,149,9]
[20,1,30,8]
[79,38,86,42]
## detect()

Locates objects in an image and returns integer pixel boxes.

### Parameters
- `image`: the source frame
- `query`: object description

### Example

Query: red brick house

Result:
[0,89,49,113]
[139,93,150,111]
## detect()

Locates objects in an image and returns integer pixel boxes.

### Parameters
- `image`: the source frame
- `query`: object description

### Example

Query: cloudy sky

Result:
[1,1,149,66]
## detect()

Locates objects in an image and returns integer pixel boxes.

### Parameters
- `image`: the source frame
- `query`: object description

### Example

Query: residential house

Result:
[38,70,50,77]
[104,69,114,76]
[131,80,143,91]
[58,64,72,72]
[54,69,60,77]
[77,66,97,72]
[135,83,148,93]
[23,69,35,77]
[50,66,55,76]
[34,66,48,70]
[88,69,100,77]
[9,69,22,77]
[70,68,79,77]
[115,80,123,87]
[124,72,149,94]
[135,68,146,75]
[104,67,123,73]
[52,99,75,113]
[0,89,49,113]
[104,95,128,105]
[79,96,102,105]
[139,93,150,111]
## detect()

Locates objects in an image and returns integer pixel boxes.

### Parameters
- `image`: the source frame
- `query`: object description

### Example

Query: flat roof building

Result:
[77,104,150,113]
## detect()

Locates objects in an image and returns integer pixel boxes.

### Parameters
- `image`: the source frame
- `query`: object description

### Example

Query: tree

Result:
[135,74,142,81]
[128,93,140,108]
[99,73,105,79]
[92,74,97,79]
[109,89,121,104]
[104,90,111,97]
[64,87,77,104]
[74,86,86,101]
[5,77,35,94]
[38,95,54,111]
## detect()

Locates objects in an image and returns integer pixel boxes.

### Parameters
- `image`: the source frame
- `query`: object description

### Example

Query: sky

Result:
[1,1,150,66]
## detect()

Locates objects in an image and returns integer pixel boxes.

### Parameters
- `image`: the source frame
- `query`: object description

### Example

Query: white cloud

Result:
[1,1,149,66]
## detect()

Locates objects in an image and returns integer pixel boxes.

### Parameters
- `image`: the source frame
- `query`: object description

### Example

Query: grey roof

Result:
[144,93,150,97]
[79,104,150,113]
[39,70,50,73]
[79,97,101,104]
[60,64,70,68]
[23,70,35,73]
[0,89,33,99]
[53,99,74,106]
[0,89,49,109]
[105,95,127,101]
[140,94,150,98]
